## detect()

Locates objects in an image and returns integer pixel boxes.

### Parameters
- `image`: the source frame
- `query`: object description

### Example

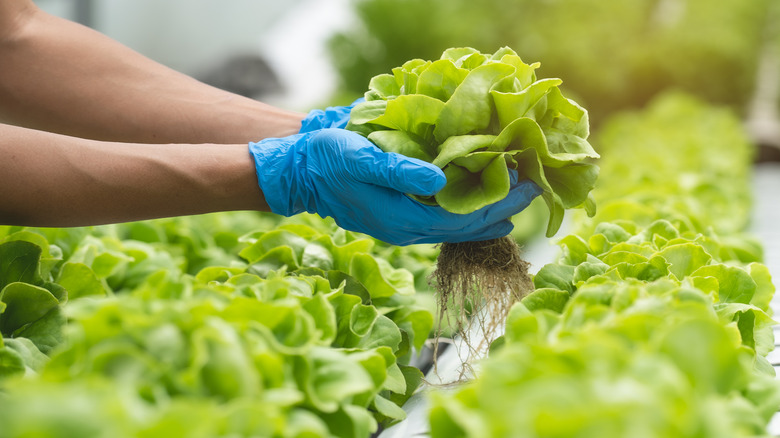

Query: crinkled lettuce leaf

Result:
[347,46,599,237]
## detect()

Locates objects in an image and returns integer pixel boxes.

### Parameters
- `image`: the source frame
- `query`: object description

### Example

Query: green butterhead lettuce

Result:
[348,47,600,237]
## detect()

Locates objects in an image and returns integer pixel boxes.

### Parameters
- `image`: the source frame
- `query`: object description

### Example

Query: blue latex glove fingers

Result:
[462,170,542,232]
[440,177,542,243]
[378,169,541,244]
[299,98,365,133]
[297,130,452,244]
[330,138,446,197]
[368,179,539,245]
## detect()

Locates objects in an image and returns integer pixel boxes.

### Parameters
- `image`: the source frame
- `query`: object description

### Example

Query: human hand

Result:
[249,129,541,246]
[299,98,364,133]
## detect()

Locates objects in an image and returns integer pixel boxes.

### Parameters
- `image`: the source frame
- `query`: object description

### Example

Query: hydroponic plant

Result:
[347,46,599,359]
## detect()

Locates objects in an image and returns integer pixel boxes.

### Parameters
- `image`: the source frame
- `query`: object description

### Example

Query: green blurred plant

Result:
[330,0,771,126]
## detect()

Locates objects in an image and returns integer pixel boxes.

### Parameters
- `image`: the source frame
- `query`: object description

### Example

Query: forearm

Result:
[0,1,304,144]
[0,123,269,227]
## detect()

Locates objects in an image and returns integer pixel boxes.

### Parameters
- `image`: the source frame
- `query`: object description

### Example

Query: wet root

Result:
[429,235,533,379]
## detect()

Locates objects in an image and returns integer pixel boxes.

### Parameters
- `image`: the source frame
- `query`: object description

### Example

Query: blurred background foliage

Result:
[328,0,776,129]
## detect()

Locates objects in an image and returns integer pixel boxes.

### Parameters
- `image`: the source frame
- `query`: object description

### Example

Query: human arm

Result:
[0,123,268,226]
[0,0,303,144]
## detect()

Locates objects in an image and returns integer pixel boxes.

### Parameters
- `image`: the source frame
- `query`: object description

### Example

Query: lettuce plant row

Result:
[0,215,435,437]
[427,93,780,437]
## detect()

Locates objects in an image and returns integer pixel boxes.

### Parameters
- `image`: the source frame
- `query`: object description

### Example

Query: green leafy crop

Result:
[347,47,600,237]
[427,94,780,438]
[0,213,437,437]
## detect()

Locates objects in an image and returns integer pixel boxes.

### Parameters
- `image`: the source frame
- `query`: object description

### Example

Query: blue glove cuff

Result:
[249,135,309,217]
[299,98,365,133]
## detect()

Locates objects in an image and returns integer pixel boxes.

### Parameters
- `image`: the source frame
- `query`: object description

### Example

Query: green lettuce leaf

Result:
[347,47,599,237]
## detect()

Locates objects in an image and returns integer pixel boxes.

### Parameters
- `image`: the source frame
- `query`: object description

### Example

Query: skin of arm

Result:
[0,0,303,226]
[0,123,271,226]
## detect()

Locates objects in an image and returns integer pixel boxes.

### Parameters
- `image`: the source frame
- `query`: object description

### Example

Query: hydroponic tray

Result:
[755,163,780,437]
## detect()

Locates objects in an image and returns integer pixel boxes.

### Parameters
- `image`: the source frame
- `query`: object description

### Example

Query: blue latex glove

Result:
[299,98,364,133]
[249,128,541,246]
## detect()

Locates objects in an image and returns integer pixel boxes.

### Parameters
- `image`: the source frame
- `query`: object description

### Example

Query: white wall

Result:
[258,0,355,110]
[91,0,298,75]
